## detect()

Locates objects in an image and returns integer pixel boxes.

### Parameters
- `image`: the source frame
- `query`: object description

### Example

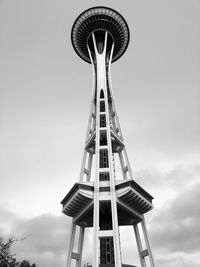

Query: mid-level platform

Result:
[61,179,153,227]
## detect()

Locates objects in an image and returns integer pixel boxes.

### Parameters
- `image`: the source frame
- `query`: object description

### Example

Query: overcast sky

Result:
[0,0,200,266]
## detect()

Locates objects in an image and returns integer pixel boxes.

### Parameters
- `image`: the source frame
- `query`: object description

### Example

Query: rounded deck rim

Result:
[71,6,130,63]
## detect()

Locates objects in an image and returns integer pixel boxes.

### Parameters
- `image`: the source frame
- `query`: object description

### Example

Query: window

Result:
[100,131,107,146]
[100,89,104,99]
[99,172,110,181]
[100,101,105,112]
[99,149,109,168]
[100,115,106,127]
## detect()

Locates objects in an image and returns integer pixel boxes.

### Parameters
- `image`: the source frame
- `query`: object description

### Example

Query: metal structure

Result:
[61,6,156,267]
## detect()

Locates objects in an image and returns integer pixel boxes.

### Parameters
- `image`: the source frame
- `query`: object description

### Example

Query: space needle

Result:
[61,6,156,267]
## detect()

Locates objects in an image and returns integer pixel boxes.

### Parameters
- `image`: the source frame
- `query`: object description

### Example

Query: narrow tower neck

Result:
[87,30,115,124]
[88,31,114,68]
[92,31,108,91]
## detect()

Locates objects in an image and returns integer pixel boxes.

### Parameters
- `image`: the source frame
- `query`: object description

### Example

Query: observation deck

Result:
[71,6,130,63]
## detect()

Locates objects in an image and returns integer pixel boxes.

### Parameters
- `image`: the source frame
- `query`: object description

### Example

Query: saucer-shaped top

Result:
[71,6,130,63]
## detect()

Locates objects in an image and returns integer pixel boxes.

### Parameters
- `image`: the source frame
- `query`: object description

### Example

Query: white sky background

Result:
[0,0,200,266]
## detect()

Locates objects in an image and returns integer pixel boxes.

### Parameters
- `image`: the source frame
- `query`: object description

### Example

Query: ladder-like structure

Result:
[61,6,156,267]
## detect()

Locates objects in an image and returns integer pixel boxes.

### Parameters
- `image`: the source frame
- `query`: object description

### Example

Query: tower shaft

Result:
[88,31,122,266]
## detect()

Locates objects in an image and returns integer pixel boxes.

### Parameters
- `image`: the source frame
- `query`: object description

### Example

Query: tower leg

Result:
[86,154,93,182]
[133,224,146,267]
[76,226,85,267]
[92,189,100,267]
[141,216,155,267]
[119,151,127,180]
[111,197,122,267]
[66,220,76,267]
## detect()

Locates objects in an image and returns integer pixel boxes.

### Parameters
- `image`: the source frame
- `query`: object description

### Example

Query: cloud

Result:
[14,214,71,266]
[135,163,200,191]
[0,207,71,266]
[150,182,200,265]
[131,164,200,266]
[14,214,69,254]
[0,207,18,236]
[155,253,200,267]
[0,207,95,267]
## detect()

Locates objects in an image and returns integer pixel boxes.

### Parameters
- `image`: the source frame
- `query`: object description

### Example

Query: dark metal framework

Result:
[71,6,130,63]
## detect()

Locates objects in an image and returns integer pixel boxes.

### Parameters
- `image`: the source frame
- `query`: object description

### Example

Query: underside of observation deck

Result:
[61,180,153,227]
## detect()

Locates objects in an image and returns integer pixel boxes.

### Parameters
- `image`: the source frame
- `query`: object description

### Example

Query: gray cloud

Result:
[0,207,70,266]
[13,214,69,255]
[134,164,200,266]
[150,182,200,254]
[135,163,200,191]
[156,255,200,267]
[0,207,95,267]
